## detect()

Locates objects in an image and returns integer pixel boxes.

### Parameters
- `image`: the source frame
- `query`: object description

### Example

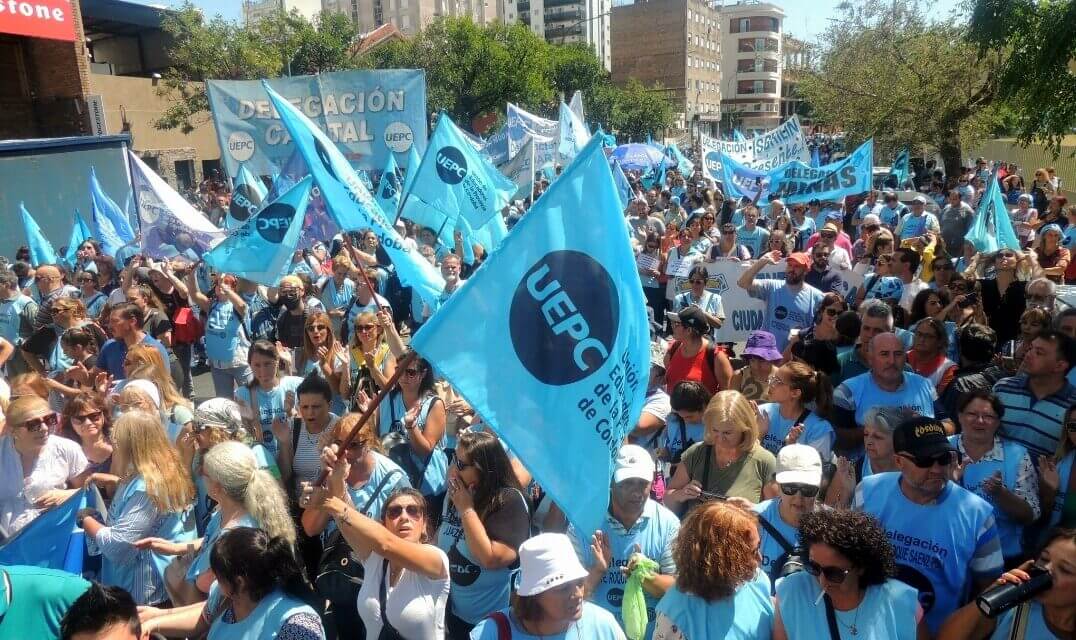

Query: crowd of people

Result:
[1,149,1075,640]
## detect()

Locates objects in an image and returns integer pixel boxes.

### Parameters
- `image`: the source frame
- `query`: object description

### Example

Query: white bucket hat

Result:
[516,533,589,597]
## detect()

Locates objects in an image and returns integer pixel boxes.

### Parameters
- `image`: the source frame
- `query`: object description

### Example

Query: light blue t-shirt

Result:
[878,204,905,228]
[654,571,773,640]
[854,472,1003,634]
[663,413,705,463]
[469,602,626,640]
[758,403,835,460]
[1046,450,1074,530]
[737,225,771,258]
[792,218,816,250]
[751,498,801,586]
[569,500,680,640]
[776,571,920,640]
[322,452,411,541]
[834,371,936,428]
[234,376,304,457]
[185,510,258,584]
[896,212,940,241]
[747,280,824,352]
[988,600,1060,640]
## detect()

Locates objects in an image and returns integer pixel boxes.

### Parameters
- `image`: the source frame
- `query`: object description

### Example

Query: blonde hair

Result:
[322,411,382,454]
[116,386,157,412]
[6,395,51,428]
[111,411,194,513]
[202,441,295,545]
[349,310,384,349]
[702,390,759,455]
[125,343,190,412]
[51,297,86,319]
[9,373,49,402]
[331,254,352,271]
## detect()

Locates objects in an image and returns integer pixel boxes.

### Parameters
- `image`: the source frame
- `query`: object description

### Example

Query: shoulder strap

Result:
[678,414,687,452]
[1007,601,1031,640]
[700,445,713,490]
[489,611,512,640]
[359,469,402,517]
[339,296,361,343]
[823,594,842,640]
[378,558,401,635]
[796,408,811,427]
[291,416,302,453]
[757,514,795,555]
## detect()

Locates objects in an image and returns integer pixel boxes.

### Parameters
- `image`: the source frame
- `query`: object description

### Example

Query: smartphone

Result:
[959,291,979,308]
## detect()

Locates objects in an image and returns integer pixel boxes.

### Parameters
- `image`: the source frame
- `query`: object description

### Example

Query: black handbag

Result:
[314,470,402,605]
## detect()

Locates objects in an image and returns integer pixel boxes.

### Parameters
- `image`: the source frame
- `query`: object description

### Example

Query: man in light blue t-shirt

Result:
[832,332,936,457]
[736,206,770,258]
[737,250,824,352]
[854,415,1003,634]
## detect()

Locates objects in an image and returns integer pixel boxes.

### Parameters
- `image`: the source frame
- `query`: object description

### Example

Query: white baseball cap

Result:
[118,378,161,409]
[613,444,655,484]
[516,533,590,597]
[774,444,822,486]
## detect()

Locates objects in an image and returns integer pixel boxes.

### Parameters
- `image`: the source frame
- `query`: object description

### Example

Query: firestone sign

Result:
[0,0,77,42]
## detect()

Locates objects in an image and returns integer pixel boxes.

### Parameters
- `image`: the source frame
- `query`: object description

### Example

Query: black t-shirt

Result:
[276,307,309,349]
[143,309,172,342]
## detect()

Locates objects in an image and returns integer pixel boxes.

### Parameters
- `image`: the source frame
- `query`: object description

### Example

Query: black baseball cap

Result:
[665,307,709,334]
[893,416,956,458]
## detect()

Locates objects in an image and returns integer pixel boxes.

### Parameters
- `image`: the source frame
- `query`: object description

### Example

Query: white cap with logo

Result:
[516,533,590,597]
[613,444,655,484]
[774,444,823,486]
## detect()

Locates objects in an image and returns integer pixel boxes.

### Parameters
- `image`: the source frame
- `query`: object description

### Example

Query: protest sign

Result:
[506,103,558,168]
[700,115,810,178]
[207,69,427,177]
[720,138,874,205]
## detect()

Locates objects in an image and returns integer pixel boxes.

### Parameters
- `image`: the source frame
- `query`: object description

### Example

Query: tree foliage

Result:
[798,0,1003,177]
[967,0,1076,157]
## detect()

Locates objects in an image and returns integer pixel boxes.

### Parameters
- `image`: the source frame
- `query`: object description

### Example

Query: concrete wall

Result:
[86,74,221,163]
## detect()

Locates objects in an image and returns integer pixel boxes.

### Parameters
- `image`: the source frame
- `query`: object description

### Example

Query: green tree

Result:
[967,0,1076,156]
[290,11,359,75]
[610,79,675,142]
[798,0,1002,177]
[550,43,608,98]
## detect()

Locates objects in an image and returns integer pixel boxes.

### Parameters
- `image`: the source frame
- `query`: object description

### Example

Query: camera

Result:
[959,291,979,308]
[976,565,1052,618]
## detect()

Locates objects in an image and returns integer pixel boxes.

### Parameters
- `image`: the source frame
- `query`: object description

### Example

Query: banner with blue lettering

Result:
[967,169,1021,253]
[204,177,312,286]
[90,167,136,244]
[411,135,649,538]
[227,162,268,230]
[62,211,93,270]
[506,103,558,168]
[19,203,58,266]
[700,115,810,178]
[129,151,226,263]
[0,487,102,573]
[400,112,517,230]
[206,69,428,178]
[266,149,341,250]
[375,152,403,218]
[720,138,874,205]
[263,82,445,306]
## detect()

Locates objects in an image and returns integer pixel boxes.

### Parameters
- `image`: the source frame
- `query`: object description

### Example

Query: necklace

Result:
[833,598,863,636]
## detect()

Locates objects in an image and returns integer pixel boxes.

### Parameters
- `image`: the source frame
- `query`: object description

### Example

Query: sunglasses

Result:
[403,368,423,378]
[933,263,953,271]
[307,325,329,332]
[20,413,59,431]
[898,451,955,468]
[823,307,840,317]
[767,375,788,387]
[820,233,837,239]
[805,560,851,583]
[70,411,103,424]
[780,483,820,498]
[702,216,715,221]
[356,324,377,332]
[455,457,477,471]
[385,504,423,519]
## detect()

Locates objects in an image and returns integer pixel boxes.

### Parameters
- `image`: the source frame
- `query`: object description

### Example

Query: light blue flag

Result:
[262,81,445,306]
[558,101,590,162]
[733,129,747,142]
[411,135,650,539]
[401,112,517,231]
[63,210,93,270]
[720,138,874,205]
[358,169,374,191]
[810,146,821,168]
[610,159,634,210]
[641,160,665,190]
[0,487,90,569]
[665,143,694,175]
[887,147,910,188]
[91,198,126,258]
[375,152,403,219]
[402,144,423,200]
[227,162,268,230]
[481,127,511,166]
[967,169,1021,254]
[19,203,58,267]
[204,177,313,286]
[90,166,135,243]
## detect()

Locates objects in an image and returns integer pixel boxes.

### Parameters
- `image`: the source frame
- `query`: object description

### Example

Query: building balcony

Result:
[546,23,584,38]
[545,8,582,22]
[734,91,780,99]
[543,0,579,8]
[518,0,529,10]
[736,70,780,81]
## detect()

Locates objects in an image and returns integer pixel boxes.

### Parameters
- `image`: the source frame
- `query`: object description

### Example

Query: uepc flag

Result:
[204,177,313,286]
[500,137,535,198]
[263,81,445,306]
[129,151,227,262]
[968,169,1021,253]
[63,211,93,270]
[411,135,650,538]
[402,112,516,230]
[18,203,58,266]
[0,488,90,570]
[887,147,910,188]
[665,143,694,174]
[375,152,403,217]
[228,162,267,230]
[721,138,874,205]
[90,166,136,243]
[558,101,590,161]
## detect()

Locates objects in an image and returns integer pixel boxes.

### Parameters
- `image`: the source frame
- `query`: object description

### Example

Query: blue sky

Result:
[142,0,966,35]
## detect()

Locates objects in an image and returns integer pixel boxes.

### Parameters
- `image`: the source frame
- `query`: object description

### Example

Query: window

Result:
[402,14,411,28]
[739,18,749,32]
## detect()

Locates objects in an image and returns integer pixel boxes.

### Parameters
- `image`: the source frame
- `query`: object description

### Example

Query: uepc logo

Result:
[255,203,295,243]
[435,146,468,185]
[381,173,399,200]
[509,250,619,385]
[230,185,260,223]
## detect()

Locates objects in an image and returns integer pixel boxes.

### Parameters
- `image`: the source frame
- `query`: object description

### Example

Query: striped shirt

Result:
[87,489,167,605]
[993,374,1076,459]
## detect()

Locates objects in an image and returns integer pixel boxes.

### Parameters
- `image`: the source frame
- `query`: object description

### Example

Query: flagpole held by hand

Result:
[313,350,418,487]
[355,261,391,313]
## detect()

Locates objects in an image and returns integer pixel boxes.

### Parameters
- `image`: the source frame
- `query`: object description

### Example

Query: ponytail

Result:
[243,468,296,546]
[811,370,834,421]
[783,362,834,420]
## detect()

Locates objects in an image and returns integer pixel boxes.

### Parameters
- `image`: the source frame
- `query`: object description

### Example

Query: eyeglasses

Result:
[70,411,103,425]
[307,325,329,333]
[356,324,377,332]
[898,451,955,468]
[820,233,836,240]
[689,279,706,285]
[933,263,953,271]
[19,413,58,431]
[780,483,820,498]
[805,560,851,583]
[403,368,423,378]
[823,307,840,317]
[962,411,999,423]
[78,277,95,283]
[455,457,477,471]
[702,215,715,221]
[385,504,423,519]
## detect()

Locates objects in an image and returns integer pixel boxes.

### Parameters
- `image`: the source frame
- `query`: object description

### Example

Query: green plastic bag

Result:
[622,553,660,640]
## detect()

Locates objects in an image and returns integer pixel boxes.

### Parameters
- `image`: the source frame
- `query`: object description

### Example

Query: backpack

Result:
[171,306,204,344]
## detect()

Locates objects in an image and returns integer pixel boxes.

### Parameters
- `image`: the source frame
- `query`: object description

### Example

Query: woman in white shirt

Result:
[0,395,87,539]
[302,447,449,639]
